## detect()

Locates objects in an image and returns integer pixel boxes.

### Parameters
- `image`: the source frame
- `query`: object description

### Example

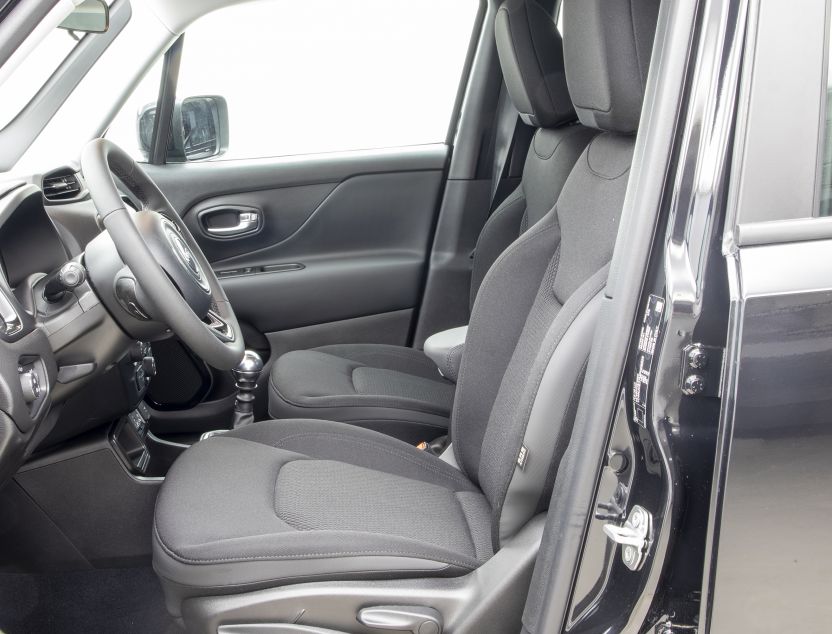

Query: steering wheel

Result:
[80,139,244,370]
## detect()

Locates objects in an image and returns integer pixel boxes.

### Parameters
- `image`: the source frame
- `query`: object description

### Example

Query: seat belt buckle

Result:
[416,436,449,456]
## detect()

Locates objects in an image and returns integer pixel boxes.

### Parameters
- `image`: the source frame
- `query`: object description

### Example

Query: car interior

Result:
[0,0,671,631]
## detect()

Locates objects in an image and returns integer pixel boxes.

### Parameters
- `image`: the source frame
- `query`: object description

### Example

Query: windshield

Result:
[0,20,88,131]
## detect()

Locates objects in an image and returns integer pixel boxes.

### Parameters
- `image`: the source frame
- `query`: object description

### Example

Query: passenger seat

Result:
[268,0,596,443]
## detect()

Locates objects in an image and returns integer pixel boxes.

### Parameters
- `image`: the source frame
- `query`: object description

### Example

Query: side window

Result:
[110,0,479,162]
[820,19,832,216]
[732,0,830,222]
[107,57,164,160]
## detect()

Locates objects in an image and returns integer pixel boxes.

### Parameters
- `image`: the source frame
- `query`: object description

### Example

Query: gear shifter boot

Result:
[231,350,264,429]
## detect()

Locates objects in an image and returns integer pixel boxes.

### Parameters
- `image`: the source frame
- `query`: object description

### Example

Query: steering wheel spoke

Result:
[204,309,235,343]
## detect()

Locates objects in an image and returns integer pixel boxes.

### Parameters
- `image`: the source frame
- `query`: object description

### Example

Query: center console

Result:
[110,341,186,478]
[111,401,184,478]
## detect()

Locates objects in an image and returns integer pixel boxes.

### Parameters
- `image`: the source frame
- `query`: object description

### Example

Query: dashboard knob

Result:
[43,261,87,302]
[141,356,157,378]
[129,341,145,363]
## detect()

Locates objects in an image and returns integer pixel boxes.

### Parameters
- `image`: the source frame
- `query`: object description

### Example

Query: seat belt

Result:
[489,83,534,212]
[490,84,519,209]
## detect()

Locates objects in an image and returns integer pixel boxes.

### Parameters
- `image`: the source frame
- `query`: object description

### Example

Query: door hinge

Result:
[680,343,723,398]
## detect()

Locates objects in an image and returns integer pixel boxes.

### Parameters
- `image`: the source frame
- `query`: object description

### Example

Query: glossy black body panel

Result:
[706,241,832,632]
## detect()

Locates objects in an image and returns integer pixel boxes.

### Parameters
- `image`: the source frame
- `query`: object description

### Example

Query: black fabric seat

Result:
[154,419,492,607]
[269,0,596,439]
[269,344,454,444]
[154,0,661,617]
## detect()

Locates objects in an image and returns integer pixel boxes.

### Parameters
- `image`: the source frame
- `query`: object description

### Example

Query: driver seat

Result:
[153,0,660,622]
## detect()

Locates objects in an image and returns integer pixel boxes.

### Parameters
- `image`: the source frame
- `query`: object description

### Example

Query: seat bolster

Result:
[269,347,455,443]
[271,348,454,415]
[227,419,477,492]
[311,344,441,379]
[496,288,604,542]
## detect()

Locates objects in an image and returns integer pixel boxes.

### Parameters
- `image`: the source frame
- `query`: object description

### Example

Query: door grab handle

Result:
[205,212,259,236]
[197,206,263,239]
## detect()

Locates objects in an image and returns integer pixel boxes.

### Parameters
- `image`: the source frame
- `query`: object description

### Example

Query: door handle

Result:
[197,206,262,239]
[206,211,258,236]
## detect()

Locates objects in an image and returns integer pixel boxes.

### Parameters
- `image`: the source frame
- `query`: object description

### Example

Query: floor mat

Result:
[0,566,181,634]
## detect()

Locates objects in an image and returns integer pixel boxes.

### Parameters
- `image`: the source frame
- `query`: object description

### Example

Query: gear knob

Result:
[232,350,264,386]
[231,350,264,429]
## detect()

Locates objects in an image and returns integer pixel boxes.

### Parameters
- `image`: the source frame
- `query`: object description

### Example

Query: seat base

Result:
[153,420,492,617]
[177,516,546,634]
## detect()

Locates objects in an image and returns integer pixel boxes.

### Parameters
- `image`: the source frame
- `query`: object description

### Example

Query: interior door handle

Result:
[198,206,262,239]
[206,211,258,236]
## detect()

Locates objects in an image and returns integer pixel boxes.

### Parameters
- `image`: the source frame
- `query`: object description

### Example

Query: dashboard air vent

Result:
[42,172,82,201]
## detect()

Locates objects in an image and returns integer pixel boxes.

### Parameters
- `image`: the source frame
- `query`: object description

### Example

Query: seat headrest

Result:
[495,0,576,129]
[563,0,661,134]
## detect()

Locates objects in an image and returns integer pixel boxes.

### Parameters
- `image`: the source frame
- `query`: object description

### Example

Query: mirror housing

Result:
[138,96,229,162]
[59,0,109,34]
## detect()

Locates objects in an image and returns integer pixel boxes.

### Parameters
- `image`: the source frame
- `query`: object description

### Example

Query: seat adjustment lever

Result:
[357,606,442,634]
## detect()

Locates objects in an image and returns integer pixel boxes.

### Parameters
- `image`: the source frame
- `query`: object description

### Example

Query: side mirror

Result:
[59,0,109,34]
[137,96,228,162]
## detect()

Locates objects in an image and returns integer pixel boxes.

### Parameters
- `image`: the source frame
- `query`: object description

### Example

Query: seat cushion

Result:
[153,419,492,615]
[269,344,455,443]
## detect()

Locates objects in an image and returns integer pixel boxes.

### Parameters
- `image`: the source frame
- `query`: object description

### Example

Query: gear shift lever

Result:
[231,350,264,429]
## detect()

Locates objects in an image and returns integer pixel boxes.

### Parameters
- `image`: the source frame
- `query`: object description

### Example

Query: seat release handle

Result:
[357,606,442,634]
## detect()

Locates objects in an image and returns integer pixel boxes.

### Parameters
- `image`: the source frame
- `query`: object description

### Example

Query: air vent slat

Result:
[42,173,81,201]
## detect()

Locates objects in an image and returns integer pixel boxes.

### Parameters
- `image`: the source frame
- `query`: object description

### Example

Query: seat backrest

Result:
[468,0,596,310]
[452,0,661,548]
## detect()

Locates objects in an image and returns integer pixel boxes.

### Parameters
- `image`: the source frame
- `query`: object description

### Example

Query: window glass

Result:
[0,28,87,131]
[107,56,164,160]
[820,21,832,216]
[171,0,478,161]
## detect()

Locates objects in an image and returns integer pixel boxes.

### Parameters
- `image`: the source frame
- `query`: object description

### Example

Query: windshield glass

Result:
[0,0,110,134]
[0,25,88,131]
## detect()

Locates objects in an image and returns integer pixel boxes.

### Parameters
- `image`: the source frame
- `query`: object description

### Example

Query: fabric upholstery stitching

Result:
[268,431,472,488]
[269,372,452,417]
[585,135,632,180]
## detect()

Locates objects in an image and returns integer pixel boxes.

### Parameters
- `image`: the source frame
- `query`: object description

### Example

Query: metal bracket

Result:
[653,618,698,634]
[680,343,723,398]
[603,505,653,571]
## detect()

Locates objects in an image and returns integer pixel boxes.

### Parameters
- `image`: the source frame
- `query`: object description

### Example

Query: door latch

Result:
[603,505,653,571]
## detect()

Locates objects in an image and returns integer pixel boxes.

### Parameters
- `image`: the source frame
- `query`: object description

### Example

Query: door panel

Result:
[143,146,447,428]
[188,183,336,260]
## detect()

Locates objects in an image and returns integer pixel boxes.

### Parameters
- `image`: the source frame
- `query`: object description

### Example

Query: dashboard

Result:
[0,170,156,485]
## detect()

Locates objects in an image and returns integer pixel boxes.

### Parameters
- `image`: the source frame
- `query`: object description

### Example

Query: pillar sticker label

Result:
[633,294,665,428]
